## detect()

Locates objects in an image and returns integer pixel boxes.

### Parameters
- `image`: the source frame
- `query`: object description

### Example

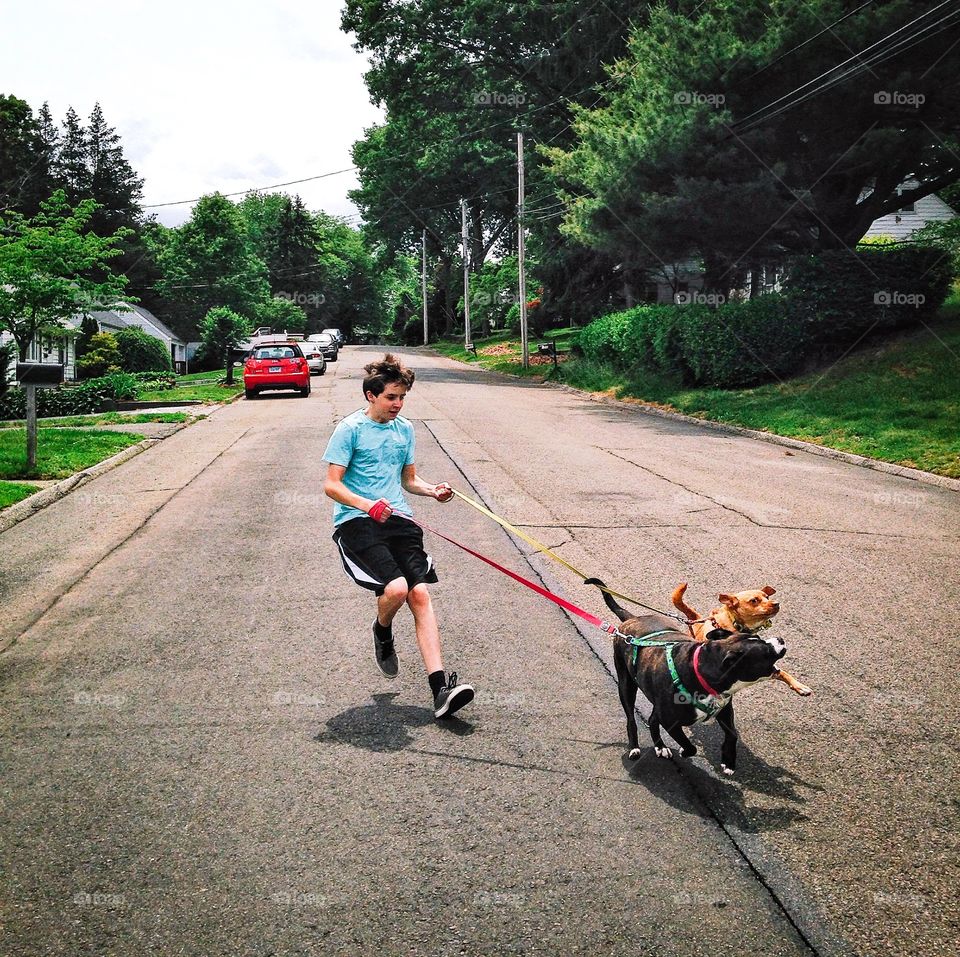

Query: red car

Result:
[244,343,311,399]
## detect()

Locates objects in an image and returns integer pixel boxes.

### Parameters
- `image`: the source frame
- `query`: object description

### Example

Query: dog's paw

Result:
[720,763,735,777]
[628,748,642,760]
[680,746,697,758]
[654,746,673,760]
[794,684,813,697]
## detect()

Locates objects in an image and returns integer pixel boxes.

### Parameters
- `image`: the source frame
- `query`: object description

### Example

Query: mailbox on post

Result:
[16,363,64,473]
[537,341,558,370]
[17,363,65,386]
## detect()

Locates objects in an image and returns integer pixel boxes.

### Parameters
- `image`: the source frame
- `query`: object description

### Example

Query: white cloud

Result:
[2,0,384,225]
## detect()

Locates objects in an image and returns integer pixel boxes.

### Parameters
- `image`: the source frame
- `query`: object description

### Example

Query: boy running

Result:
[322,353,474,718]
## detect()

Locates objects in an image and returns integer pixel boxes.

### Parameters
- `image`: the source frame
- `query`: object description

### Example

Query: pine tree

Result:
[86,102,144,237]
[0,94,52,216]
[58,107,90,203]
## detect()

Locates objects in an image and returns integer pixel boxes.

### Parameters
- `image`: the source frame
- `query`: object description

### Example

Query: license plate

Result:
[269,366,281,372]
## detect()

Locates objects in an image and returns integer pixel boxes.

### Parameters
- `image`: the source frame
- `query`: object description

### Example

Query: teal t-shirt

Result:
[322,409,416,526]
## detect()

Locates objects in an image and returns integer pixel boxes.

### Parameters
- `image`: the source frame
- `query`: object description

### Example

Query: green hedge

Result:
[0,373,140,422]
[576,245,955,388]
[115,327,173,373]
[784,246,953,344]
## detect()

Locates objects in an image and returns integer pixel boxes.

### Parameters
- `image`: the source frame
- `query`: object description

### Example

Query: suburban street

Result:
[1,346,957,957]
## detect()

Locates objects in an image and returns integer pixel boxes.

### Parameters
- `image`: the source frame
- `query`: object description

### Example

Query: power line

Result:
[731,1,960,133]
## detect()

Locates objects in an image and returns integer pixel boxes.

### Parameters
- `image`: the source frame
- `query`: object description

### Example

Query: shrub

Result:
[76,332,122,379]
[115,327,172,374]
[784,245,953,344]
[0,373,141,421]
[674,295,809,387]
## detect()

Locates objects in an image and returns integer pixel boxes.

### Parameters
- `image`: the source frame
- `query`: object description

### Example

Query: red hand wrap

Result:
[368,499,391,522]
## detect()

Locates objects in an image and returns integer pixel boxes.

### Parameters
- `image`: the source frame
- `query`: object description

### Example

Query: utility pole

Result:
[461,198,472,350]
[517,130,529,368]
[422,229,429,346]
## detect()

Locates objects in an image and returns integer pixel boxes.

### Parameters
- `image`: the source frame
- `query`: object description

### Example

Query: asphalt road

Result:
[1,347,957,957]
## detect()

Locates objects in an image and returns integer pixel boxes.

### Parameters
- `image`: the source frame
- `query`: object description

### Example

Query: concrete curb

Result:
[424,351,960,493]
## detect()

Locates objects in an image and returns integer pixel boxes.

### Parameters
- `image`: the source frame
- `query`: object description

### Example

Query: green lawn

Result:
[0,428,145,480]
[430,327,578,377]
[137,382,243,403]
[0,480,41,509]
[0,412,192,429]
[433,315,960,478]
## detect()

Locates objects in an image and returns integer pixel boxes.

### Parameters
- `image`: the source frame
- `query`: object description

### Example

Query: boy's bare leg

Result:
[377,577,408,629]
[406,583,443,674]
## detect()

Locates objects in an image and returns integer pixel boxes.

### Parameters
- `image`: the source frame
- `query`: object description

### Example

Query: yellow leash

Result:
[451,488,686,619]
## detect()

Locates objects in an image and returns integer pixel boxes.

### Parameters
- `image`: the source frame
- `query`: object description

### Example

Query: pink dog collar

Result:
[692,645,722,698]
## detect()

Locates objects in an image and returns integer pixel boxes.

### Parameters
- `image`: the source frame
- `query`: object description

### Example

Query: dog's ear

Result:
[718,593,739,609]
[762,586,777,597]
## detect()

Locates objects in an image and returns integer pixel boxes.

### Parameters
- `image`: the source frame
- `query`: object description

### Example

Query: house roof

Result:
[129,304,185,345]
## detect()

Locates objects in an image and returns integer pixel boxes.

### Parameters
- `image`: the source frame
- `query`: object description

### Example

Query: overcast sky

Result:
[2,0,384,226]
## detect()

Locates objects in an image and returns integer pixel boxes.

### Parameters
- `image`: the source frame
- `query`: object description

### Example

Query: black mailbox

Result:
[17,362,64,386]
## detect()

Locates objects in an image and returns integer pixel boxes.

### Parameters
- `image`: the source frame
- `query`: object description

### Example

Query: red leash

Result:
[396,511,621,636]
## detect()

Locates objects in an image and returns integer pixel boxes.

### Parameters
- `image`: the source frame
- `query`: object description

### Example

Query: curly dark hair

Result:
[362,353,415,398]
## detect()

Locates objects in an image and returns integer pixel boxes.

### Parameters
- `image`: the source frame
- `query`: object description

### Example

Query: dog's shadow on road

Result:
[614,726,822,834]
[315,692,474,753]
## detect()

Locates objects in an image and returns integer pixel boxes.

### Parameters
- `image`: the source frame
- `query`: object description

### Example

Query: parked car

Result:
[322,327,344,346]
[308,332,339,362]
[243,343,311,398]
[299,342,327,376]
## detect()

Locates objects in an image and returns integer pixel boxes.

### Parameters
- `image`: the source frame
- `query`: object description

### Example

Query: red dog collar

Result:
[692,645,722,698]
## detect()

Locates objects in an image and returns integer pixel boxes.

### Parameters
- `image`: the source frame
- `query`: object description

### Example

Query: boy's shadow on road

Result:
[315,692,474,753]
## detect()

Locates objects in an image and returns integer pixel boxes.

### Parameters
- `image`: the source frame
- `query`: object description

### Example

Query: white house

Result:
[1,303,186,385]
[860,180,956,241]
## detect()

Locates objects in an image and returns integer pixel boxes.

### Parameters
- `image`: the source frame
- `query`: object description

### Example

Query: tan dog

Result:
[672,583,812,696]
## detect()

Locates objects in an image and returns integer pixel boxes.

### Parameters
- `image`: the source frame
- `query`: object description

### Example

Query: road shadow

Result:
[571,715,819,833]
[316,692,474,753]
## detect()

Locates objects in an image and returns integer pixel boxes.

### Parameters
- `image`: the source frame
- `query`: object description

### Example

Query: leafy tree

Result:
[546,0,960,292]
[157,193,270,339]
[0,190,131,360]
[199,306,251,384]
[115,326,172,374]
[253,295,307,331]
[76,332,122,379]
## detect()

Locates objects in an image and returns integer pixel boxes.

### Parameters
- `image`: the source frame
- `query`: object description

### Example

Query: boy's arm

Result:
[401,464,453,502]
[324,463,383,515]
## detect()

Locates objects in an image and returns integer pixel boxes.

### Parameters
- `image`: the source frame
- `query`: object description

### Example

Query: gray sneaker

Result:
[433,672,474,718]
[373,623,398,679]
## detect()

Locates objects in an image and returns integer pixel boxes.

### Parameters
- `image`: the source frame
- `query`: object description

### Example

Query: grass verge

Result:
[137,382,243,403]
[432,314,960,479]
[0,428,145,480]
[0,412,192,429]
[0,481,41,509]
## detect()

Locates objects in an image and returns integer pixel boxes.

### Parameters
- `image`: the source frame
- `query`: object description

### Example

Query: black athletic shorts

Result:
[332,515,438,596]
